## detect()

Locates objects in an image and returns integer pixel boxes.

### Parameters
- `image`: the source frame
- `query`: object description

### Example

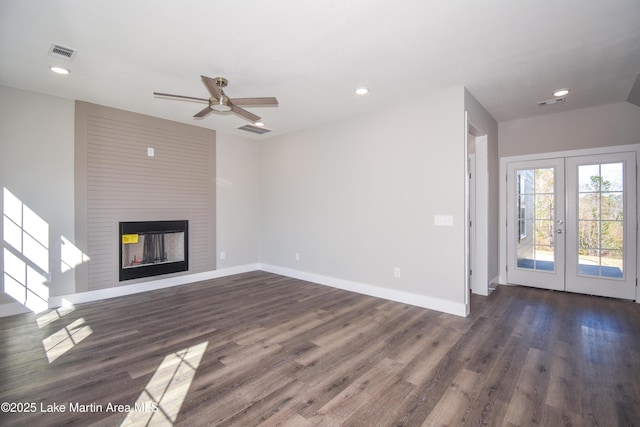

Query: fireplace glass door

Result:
[119,220,188,281]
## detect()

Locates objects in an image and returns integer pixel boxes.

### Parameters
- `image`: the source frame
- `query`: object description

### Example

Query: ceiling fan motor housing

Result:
[213,77,228,88]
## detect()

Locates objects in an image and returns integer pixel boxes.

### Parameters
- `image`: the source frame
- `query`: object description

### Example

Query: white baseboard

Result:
[44,264,260,309]
[0,302,33,317]
[489,274,500,292]
[259,264,468,317]
[2,262,467,318]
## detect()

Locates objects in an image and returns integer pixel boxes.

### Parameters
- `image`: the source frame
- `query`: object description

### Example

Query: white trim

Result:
[3,262,468,318]
[489,274,500,292]
[259,263,468,317]
[0,302,32,317]
[47,264,260,308]
[467,118,491,297]
[474,134,490,296]
[500,144,640,164]
[464,111,470,312]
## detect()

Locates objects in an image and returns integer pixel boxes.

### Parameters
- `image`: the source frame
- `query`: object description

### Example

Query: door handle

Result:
[556,229,563,234]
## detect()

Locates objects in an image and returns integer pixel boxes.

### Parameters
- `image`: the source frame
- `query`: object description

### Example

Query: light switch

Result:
[147,147,155,157]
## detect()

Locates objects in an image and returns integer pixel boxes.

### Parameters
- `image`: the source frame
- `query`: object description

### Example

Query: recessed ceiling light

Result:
[355,87,369,95]
[553,88,570,97]
[50,66,70,75]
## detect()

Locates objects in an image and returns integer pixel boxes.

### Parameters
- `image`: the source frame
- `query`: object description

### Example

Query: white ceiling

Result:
[1,0,639,139]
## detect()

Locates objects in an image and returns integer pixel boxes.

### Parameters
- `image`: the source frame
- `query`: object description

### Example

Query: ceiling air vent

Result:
[537,97,565,107]
[48,44,77,60]
[238,124,271,135]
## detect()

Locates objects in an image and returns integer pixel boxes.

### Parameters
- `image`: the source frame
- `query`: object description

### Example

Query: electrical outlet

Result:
[220,251,226,260]
[394,267,401,278]
[295,252,300,261]
[434,215,453,226]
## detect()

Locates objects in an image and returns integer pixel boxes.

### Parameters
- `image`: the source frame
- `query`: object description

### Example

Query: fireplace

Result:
[119,220,188,281]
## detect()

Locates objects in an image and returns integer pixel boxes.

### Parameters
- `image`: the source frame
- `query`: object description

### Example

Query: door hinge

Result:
[506,265,508,272]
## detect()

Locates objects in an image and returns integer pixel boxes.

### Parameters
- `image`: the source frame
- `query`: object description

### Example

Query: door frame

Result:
[466,120,491,297]
[499,144,640,303]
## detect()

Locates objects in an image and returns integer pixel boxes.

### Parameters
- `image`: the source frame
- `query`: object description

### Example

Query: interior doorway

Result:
[467,124,490,297]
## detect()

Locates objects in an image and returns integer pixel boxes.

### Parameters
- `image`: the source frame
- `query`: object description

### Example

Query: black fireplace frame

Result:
[119,220,189,281]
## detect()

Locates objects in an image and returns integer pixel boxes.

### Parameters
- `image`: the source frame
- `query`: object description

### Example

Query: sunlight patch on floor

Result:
[42,317,93,363]
[121,341,208,426]
[36,303,75,328]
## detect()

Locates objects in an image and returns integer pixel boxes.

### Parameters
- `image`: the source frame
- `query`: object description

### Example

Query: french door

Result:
[507,159,566,290]
[507,152,637,299]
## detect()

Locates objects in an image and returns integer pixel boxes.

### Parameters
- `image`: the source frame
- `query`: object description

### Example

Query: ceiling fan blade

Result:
[153,92,209,103]
[201,76,223,99]
[230,104,261,122]
[194,105,213,118]
[229,97,278,107]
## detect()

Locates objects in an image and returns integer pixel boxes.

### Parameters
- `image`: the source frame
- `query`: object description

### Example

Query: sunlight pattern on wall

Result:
[2,188,90,314]
[3,188,49,271]
[61,236,90,273]
[121,341,208,426]
[3,249,49,313]
[2,188,50,312]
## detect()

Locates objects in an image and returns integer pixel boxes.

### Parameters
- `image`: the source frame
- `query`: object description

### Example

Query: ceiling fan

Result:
[154,76,278,123]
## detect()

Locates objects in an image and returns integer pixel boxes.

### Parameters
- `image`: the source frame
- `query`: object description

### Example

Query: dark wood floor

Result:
[1,271,639,426]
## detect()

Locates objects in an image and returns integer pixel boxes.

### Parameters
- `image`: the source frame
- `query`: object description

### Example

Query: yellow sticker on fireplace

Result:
[122,234,139,244]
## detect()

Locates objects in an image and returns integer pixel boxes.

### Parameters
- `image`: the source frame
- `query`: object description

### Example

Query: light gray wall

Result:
[260,86,468,305]
[0,86,76,305]
[216,132,261,268]
[465,89,500,285]
[499,102,640,157]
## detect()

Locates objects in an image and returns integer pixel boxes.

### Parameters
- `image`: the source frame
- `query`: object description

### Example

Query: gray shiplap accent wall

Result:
[75,102,215,291]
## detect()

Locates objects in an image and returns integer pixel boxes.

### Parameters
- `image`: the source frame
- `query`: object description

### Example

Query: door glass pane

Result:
[579,164,600,191]
[516,168,555,272]
[577,163,624,279]
[601,163,623,191]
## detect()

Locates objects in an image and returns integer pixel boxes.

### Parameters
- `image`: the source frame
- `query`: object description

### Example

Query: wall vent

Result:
[238,124,271,134]
[48,44,77,60]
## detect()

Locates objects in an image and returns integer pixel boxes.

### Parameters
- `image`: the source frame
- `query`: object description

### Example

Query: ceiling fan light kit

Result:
[210,97,232,112]
[154,75,278,125]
